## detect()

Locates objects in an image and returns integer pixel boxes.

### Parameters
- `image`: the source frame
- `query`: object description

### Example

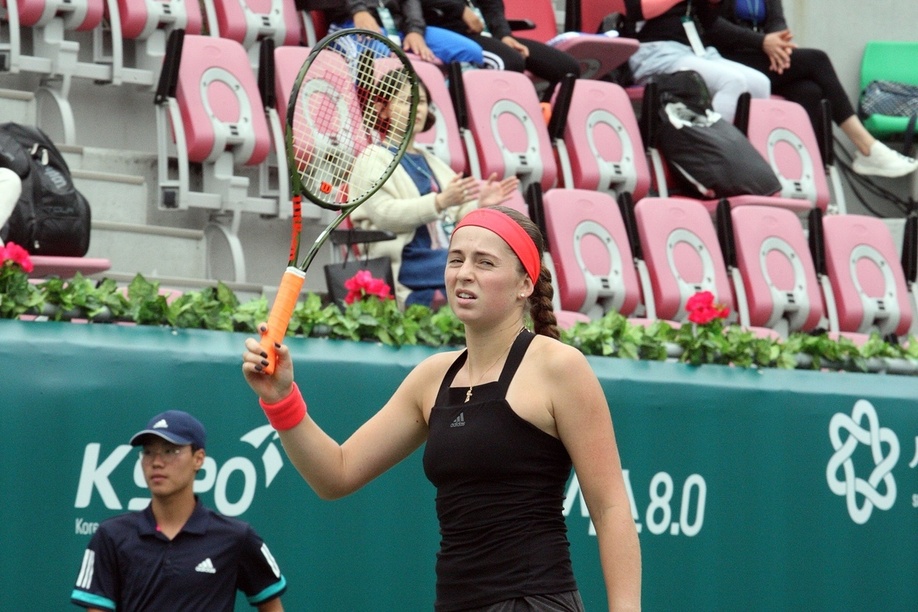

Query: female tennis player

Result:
[242,206,641,611]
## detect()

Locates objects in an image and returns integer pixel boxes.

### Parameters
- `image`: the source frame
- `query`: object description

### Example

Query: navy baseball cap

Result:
[130,410,207,449]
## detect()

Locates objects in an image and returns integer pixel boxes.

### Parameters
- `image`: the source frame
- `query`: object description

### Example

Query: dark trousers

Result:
[469,34,580,99]
[721,46,856,130]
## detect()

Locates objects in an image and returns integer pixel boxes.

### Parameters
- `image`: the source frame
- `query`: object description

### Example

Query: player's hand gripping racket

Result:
[260,29,419,374]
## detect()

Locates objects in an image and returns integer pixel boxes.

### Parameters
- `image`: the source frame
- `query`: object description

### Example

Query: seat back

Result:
[410,59,467,175]
[503,0,558,43]
[17,0,104,30]
[633,196,733,322]
[176,34,270,165]
[116,0,203,39]
[542,188,641,318]
[207,0,302,49]
[272,44,310,115]
[561,78,650,199]
[730,205,823,332]
[461,69,556,192]
[744,97,831,212]
[859,41,918,139]
[577,0,627,34]
[822,214,912,337]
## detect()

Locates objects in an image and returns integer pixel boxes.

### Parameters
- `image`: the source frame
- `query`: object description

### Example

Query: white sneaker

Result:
[852,141,918,178]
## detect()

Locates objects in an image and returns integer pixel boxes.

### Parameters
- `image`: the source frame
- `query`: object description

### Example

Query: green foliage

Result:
[2,264,917,375]
[0,260,43,319]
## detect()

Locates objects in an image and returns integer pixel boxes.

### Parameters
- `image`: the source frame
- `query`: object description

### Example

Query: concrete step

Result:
[0,87,36,126]
[89,220,206,280]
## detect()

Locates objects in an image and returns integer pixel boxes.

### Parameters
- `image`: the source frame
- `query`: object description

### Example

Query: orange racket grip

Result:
[260,267,306,375]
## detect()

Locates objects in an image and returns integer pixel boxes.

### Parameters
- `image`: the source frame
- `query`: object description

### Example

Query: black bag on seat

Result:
[652,71,782,199]
[0,122,92,256]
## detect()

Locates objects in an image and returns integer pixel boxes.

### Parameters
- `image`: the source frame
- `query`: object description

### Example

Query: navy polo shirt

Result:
[72,499,287,611]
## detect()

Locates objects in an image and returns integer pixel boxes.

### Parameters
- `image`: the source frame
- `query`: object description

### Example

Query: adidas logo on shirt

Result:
[195,558,216,574]
[450,413,465,428]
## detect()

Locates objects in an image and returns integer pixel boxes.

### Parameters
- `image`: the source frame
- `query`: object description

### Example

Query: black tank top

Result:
[423,331,577,611]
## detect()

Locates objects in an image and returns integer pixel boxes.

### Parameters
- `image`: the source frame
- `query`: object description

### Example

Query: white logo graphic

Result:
[153,419,168,429]
[195,558,216,574]
[74,424,283,517]
[826,399,899,524]
[450,413,465,428]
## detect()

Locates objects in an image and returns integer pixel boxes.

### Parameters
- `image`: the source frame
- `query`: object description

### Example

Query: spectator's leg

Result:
[0,168,23,246]
[673,50,770,122]
[471,34,526,73]
[515,37,580,99]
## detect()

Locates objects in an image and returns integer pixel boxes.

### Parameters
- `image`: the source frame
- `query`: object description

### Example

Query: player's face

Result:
[140,440,204,499]
[445,226,531,324]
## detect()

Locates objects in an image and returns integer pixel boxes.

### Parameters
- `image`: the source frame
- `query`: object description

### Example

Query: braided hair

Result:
[488,205,560,340]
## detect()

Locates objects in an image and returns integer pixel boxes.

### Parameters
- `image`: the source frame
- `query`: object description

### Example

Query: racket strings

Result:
[288,31,417,211]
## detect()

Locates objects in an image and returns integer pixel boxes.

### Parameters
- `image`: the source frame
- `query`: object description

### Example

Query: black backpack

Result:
[0,122,91,256]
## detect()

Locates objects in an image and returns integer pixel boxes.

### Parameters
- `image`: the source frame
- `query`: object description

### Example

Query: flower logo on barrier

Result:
[343,269,392,305]
[826,399,899,524]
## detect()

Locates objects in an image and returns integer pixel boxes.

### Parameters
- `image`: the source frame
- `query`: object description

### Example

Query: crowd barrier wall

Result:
[0,320,915,610]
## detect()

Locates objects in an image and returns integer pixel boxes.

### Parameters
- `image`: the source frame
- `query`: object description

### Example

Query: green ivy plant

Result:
[1,244,916,375]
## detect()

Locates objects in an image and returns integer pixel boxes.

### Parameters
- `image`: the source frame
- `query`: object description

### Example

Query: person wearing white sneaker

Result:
[852,140,918,178]
[707,0,918,178]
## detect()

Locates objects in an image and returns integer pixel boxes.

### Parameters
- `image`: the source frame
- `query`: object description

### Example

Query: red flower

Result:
[343,269,392,304]
[0,242,34,273]
[685,290,728,325]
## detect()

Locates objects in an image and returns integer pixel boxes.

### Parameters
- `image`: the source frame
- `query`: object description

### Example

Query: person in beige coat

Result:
[350,73,519,308]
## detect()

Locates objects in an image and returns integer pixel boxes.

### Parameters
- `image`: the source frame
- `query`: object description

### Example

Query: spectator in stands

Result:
[242,205,642,611]
[71,410,287,611]
[706,0,918,178]
[325,0,484,67]
[622,0,770,122]
[0,168,22,246]
[421,0,581,100]
[349,70,519,309]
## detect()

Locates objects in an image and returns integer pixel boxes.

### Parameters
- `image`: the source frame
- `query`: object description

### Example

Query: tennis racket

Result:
[260,28,419,374]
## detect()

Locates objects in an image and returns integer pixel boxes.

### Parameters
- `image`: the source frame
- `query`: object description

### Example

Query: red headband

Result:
[453,208,540,284]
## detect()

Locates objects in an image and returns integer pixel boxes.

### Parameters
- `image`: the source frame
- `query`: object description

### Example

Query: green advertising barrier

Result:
[0,319,916,610]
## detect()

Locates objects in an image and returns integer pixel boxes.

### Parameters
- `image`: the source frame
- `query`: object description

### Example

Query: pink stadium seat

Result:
[410,59,467,176]
[821,214,913,337]
[633,196,735,323]
[116,0,202,40]
[175,35,270,165]
[205,0,302,51]
[555,78,651,199]
[460,69,556,192]
[156,32,280,282]
[503,192,589,328]
[2,0,110,142]
[102,0,203,87]
[542,188,642,318]
[272,44,311,114]
[743,97,832,213]
[16,0,103,30]
[728,205,824,336]
[503,0,637,82]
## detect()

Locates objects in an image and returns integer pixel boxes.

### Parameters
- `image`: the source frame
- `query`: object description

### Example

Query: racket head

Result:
[285,28,419,214]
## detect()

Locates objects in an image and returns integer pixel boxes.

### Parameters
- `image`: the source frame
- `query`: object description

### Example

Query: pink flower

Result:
[0,242,34,273]
[685,291,728,325]
[343,269,392,304]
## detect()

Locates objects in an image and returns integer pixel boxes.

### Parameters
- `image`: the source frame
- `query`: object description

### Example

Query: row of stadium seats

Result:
[149,27,917,342]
